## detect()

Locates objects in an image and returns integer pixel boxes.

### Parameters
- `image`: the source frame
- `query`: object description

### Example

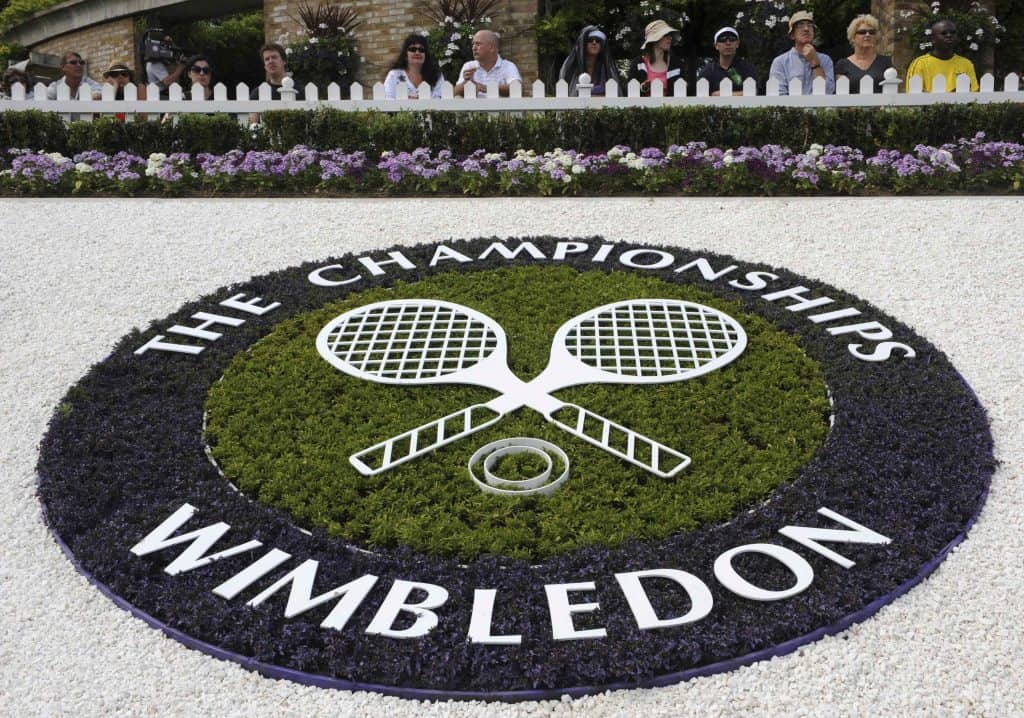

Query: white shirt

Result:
[146,61,169,85]
[384,69,443,99]
[455,56,521,97]
[46,75,104,100]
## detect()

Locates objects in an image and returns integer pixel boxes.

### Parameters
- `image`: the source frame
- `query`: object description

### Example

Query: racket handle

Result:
[350,404,502,476]
[548,403,691,478]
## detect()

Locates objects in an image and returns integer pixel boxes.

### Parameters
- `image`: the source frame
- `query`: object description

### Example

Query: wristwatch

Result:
[810,63,821,70]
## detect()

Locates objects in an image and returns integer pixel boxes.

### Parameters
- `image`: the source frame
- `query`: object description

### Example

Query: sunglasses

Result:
[407,46,427,53]
[190,66,212,74]
[936,29,958,36]
[587,37,604,44]
[855,29,877,36]
[106,70,130,78]
[717,35,739,42]
[64,59,84,66]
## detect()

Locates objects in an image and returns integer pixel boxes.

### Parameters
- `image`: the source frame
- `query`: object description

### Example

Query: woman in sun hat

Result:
[629,19,686,96]
[558,25,623,96]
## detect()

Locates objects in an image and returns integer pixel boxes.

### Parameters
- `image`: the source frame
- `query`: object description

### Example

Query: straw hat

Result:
[643,20,680,47]
[788,11,816,33]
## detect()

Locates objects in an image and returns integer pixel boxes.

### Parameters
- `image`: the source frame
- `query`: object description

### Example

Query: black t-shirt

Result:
[249,80,305,101]
[697,58,758,92]
[834,55,893,93]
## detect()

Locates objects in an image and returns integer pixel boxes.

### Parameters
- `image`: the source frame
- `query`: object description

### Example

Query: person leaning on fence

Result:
[185,55,215,100]
[558,26,622,96]
[1,65,33,100]
[454,30,521,98]
[384,34,444,99]
[46,51,104,100]
[251,43,304,100]
[906,19,979,92]
[629,20,685,96]
[769,11,835,95]
[698,26,757,96]
[834,14,892,93]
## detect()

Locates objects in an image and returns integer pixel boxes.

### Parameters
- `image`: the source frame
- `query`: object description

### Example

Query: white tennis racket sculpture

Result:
[316,299,746,478]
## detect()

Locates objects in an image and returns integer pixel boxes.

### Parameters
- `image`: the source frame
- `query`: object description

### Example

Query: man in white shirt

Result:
[46,51,104,100]
[454,30,521,98]
[768,11,835,95]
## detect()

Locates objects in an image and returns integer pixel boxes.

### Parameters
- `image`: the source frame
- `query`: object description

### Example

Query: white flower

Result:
[308,37,318,44]
[447,42,459,51]
[969,42,979,51]
[444,16,453,23]
[74,162,94,173]
[318,23,328,29]
[571,164,585,174]
[562,173,572,183]
[285,47,293,55]
[47,152,69,163]
[976,28,984,35]
[919,42,930,49]
[148,153,166,163]
[451,33,461,40]
[924,29,932,35]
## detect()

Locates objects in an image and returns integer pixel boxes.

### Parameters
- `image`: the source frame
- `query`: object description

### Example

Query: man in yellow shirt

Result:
[907,19,979,92]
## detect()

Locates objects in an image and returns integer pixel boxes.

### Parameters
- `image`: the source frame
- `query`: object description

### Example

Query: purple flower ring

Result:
[36,238,993,700]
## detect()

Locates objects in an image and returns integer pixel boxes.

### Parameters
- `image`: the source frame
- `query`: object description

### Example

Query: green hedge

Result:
[3,103,1024,156]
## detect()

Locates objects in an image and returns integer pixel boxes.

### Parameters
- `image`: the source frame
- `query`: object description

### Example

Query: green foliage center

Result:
[204,266,830,561]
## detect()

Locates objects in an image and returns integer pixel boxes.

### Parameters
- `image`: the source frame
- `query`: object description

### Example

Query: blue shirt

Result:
[769,47,835,95]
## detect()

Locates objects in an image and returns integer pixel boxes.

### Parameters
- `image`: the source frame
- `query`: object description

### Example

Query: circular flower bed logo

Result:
[37,238,992,700]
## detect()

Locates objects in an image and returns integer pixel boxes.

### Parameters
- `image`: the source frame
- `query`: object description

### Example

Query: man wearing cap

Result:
[629,20,685,96]
[454,30,521,98]
[769,11,835,95]
[698,27,758,96]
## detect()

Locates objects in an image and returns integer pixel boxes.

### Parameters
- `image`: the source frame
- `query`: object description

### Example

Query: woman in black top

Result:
[835,14,893,93]
[558,26,622,96]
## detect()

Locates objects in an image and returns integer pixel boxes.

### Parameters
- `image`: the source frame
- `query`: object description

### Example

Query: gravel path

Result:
[2,197,1021,717]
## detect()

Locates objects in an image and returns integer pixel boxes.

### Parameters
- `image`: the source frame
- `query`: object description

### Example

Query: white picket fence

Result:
[2,69,1021,125]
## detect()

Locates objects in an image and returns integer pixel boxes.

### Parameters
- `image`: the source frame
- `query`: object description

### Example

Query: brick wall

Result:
[264,0,538,87]
[31,18,137,81]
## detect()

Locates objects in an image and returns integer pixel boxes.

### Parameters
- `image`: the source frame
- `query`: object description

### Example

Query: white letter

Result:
[167,312,245,341]
[807,307,862,324]
[247,560,378,629]
[130,504,262,576]
[761,285,835,312]
[553,241,589,260]
[308,264,361,287]
[674,258,738,281]
[429,245,473,266]
[358,251,416,276]
[591,244,615,263]
[849,341,916,362]
[619,249,675,270]
[478,241,547,261]
[545,582,606,641]
[365,579,449,639]
[212,548,292,599]
[728,270,779,291]
[826,321,893,341]
[468,589,522,645]
[714,543,814,601]
[778,507,892,569]
[134,335,205,356]
[614,569,713,630]
[219,293,281,315]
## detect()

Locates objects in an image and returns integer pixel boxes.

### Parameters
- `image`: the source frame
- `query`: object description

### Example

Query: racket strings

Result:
[324,303,498,380]
[565,301,743,377]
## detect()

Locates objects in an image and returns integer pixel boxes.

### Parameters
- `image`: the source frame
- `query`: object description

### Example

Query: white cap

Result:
[714,27,740,43]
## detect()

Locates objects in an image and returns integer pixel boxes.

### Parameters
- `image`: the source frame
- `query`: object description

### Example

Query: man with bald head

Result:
[454,29,521,97]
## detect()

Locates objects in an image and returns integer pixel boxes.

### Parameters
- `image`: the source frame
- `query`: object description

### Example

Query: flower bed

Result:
[2,133,1022,196]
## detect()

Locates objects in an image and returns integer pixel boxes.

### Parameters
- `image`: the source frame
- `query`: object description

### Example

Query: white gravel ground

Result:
[1,197,1022,717]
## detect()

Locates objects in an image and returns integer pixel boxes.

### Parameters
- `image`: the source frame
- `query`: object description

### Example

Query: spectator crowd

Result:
[0,14,988,103]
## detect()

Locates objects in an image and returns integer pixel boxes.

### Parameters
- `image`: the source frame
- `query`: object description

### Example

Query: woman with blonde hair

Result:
[835,14,893,93]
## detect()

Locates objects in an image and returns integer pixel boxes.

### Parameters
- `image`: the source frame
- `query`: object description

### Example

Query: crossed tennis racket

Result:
[316,298,746,478]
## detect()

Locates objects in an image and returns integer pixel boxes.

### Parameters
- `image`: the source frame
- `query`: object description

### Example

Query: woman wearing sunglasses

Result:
[384,34,443,99]
[558,26,622,97]
[834,15,892,93]
[185,55,216,100]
